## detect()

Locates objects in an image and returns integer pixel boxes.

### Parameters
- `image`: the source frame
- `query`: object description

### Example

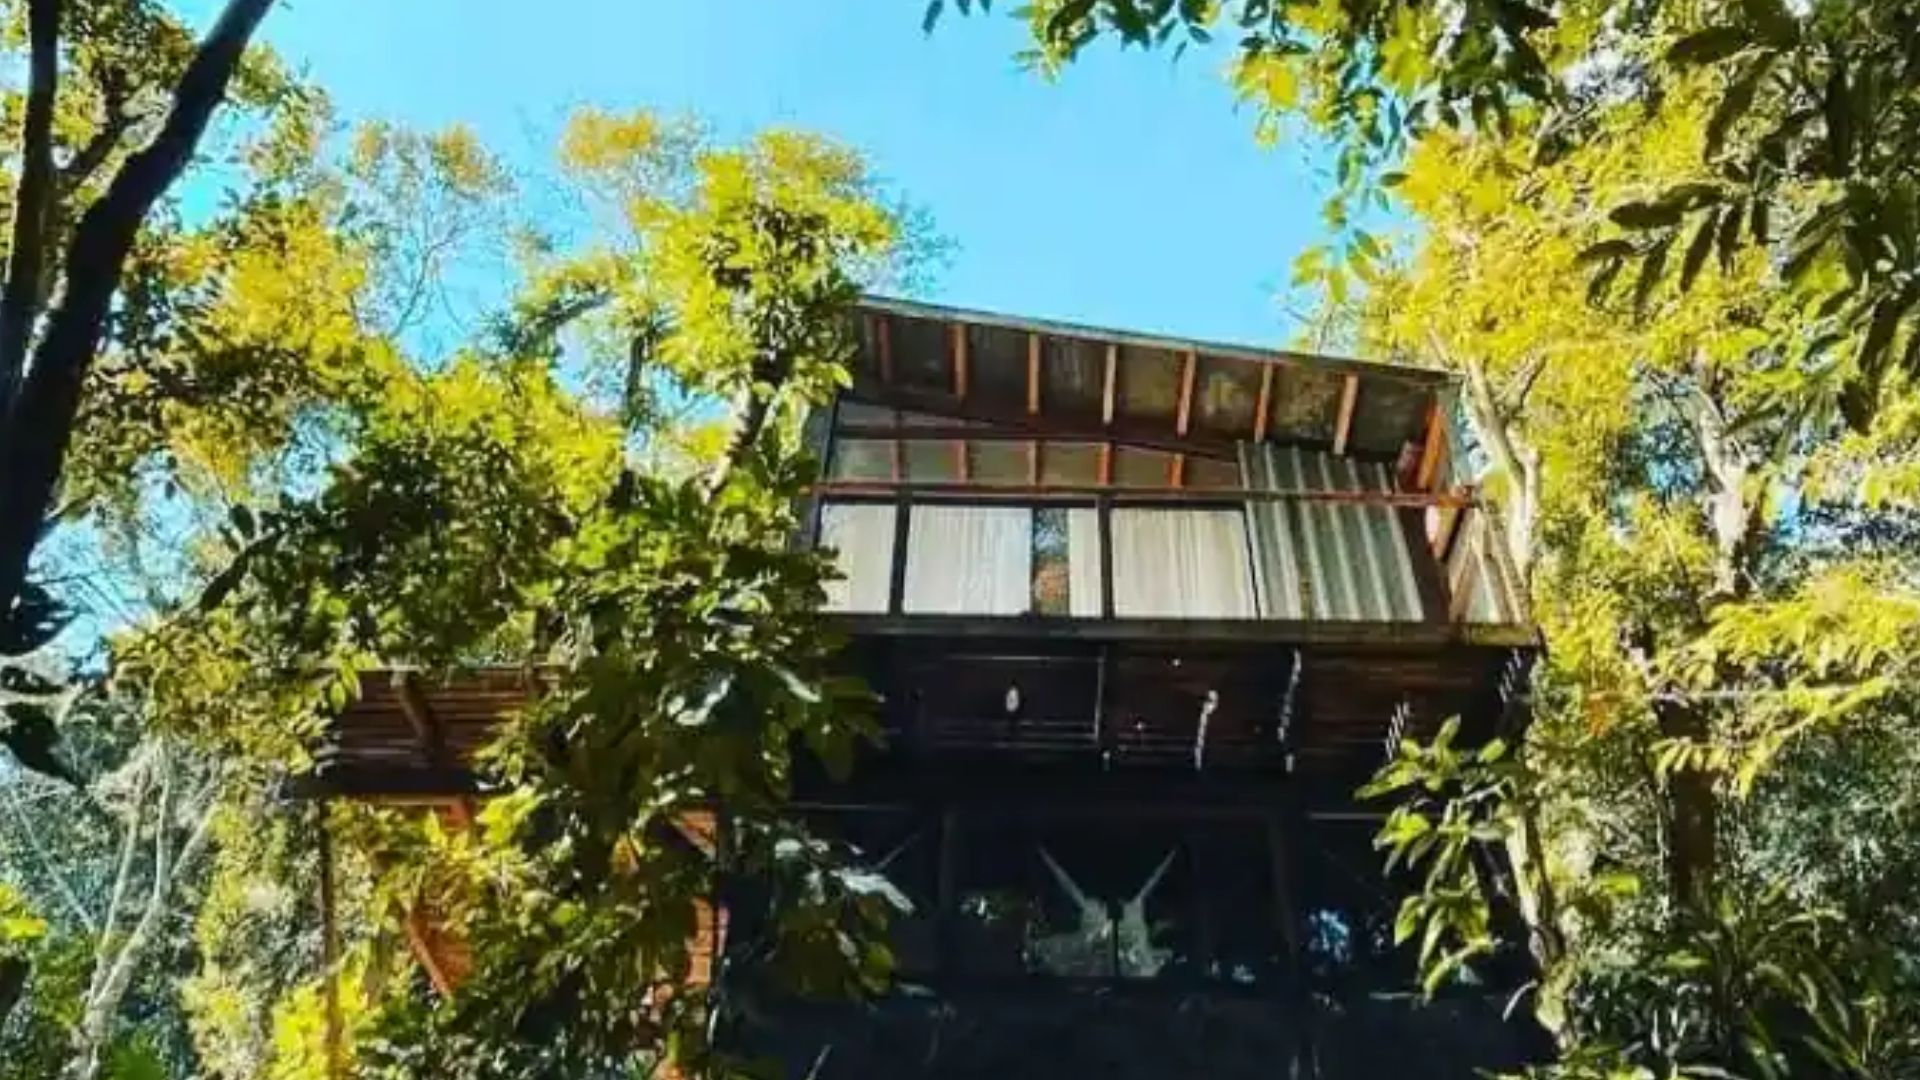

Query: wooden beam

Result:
[1102,342,1118,425]
[393,672,446,763]
[1332,374,1359,455]
[876,314,893,384]
[951,323,969,399]
[813,480,1479,508]
[1026,333,1042,415]
[1415,399,1445,490]
[953,439,969,481]
[1098,441,1113,485]
[1253,364,1274,442]
[1170,453,1186,488]
[1028,439,1040,485]
[1175,349,1197,436]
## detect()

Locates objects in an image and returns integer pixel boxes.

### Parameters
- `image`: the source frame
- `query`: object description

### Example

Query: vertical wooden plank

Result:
[1415,398,1445,490]
[952,323,969,399]
[1026,333,1042,415]
[1175,349,1197,436]
[1102,342,1118,426]
[318,803,343,1080]
[1170,453,1186,487]
[953,439,969,482]
[876,314,893,384]
[1331,373,1359,455]
[1252,363,1274,442]
[1028,440,1040,485]
[1098,441,1113,486]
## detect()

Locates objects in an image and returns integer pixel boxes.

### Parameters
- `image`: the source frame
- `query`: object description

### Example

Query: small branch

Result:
[57,73,136,197]
[0,0,62,412]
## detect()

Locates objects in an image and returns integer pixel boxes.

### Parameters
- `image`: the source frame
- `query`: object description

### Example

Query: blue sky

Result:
[241,0,1337,347]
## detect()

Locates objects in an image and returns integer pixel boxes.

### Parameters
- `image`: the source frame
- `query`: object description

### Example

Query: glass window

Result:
[818,503,896,612]
[1113,447,1174,487]
[967,441,1030,485]
[1040,442,1101,486]
[1111,509,1257,618]
[1031,508,1102,617]
[829,438,894,482]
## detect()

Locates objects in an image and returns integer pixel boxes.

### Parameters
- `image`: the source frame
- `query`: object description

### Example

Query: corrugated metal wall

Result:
[1239,444,1428,622]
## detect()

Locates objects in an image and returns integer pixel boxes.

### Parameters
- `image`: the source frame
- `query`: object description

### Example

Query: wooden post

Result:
[1332,374,1359,455]
[318,802,344,1080]
[1415,398,1445,490]
[1101,343,1118,426]
[1175,349,1197,436]
[1252,364,1274,442]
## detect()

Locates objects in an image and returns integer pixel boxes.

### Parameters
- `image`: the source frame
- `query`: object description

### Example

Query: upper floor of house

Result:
[805,298,1530,640]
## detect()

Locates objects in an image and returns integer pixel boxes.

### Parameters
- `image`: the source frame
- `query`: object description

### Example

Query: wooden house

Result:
[308,298,1542,1078]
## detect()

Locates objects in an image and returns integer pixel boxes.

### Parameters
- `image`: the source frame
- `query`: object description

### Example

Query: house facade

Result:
[314,298,1542,1078]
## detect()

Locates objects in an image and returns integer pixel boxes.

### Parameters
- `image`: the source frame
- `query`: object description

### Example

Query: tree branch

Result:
[0,0,62,413]
[1439,335,1541,582]
[0,0,276,618]
[57,72,136,198]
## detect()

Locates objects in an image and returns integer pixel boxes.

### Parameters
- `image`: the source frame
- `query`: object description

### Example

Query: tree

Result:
[936,0,1920,429]
[0,0,281,780]
[1352,73,1920,1080]
[97,110,928,1079]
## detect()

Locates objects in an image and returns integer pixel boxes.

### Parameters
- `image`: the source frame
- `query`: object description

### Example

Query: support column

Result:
[318,801,344,1080]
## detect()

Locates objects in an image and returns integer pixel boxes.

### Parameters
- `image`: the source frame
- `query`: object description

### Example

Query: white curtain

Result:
[818,503,897,613]
[905,506,1033,614]
[1111,508,1257,618]
[1065,508,1103,617]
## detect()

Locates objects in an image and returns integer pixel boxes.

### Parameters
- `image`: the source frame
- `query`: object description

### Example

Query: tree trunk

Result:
[0,0,60,413]
[0,0,275,632]
[1657,698,1718,915]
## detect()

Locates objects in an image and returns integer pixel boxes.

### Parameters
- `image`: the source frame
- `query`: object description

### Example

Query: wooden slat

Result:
[952,323,969,398]
[1415,399,1445,490]
[1175,349,1197,436]
[1098,442,1113,485]
[1253,364,1274,442]
[1332,374,1359,455]
[1170,453,1186,487]
[953,440,969,481]
[877,314,893,384]
[1102,343,1118,425]
[1028,439,1040,484]
[1027,333,1042,415]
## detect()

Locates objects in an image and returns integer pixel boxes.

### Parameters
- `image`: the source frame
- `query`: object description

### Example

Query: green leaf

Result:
[1717,198,1746,271]
[1667,26,1751,66]
[1680,210,1719,291]
[1577,239,1636,265]
[1706,55,1773,158]
[1633,236,1673,314]
[1737,0,1799,46]
[1610,201,1683,230]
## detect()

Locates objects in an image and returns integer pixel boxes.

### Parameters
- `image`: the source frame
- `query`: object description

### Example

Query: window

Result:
[952,816,1278,985]
[818,503,895,613]
[1110,508,1257,618]
[900,505,1101,617]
